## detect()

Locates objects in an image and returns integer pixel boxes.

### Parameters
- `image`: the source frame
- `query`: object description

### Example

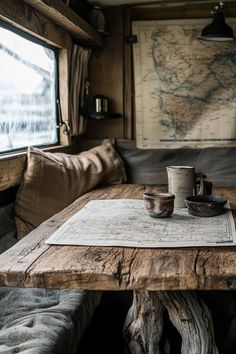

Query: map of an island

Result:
[133,19,236,148]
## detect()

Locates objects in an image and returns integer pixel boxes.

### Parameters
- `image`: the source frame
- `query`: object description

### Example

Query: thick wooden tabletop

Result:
[0,184,236,291]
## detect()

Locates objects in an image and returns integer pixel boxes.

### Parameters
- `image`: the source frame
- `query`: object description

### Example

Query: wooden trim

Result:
[132,3,236,20]
[23,0,102,46]
[123,7,133,140]
[0,155,26,192]
[129,0,236,8]
[59,45,71,146]
[0,0,69,48]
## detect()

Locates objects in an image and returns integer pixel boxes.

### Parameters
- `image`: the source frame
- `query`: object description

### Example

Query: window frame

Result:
[0,0,72,192]
[0,0,72,156]
[0,18,60,155]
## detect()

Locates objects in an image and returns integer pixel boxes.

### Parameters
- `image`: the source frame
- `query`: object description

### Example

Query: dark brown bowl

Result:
[185,195,227,217]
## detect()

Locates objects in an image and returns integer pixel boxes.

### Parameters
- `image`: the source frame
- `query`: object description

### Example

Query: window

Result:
[0,21,58,154]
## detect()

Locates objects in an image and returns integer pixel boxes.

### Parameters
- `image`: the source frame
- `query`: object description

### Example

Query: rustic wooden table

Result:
[0,184,236,354]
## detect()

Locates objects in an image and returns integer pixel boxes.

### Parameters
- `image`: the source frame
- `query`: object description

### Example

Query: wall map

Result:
[132,20,236,148]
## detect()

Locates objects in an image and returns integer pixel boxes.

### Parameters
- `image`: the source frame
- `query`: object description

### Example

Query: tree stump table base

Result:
[124,290,219,354]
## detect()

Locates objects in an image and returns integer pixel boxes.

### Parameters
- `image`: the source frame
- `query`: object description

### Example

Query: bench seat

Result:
[0,140,127,353]
[0,205,102,353]
[0,287,102,354]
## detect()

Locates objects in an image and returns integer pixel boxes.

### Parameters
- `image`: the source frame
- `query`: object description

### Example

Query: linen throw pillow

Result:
[15,139,126,238]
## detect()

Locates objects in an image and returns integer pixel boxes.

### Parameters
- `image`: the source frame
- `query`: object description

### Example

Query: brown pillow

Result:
[15,139,126,238]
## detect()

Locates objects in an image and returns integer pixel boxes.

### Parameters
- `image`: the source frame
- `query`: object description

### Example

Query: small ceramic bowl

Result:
[185,195,227,217]
[143,192,175,218]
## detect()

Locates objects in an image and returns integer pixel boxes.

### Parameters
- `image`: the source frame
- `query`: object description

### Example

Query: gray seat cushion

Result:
[116,139,236,186]
[0,287,102,354]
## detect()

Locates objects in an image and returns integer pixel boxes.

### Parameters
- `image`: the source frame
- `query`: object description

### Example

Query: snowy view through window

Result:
[0,25,58,153]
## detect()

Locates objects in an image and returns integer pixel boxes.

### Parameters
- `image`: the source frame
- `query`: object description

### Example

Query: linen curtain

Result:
[69,44,91,136]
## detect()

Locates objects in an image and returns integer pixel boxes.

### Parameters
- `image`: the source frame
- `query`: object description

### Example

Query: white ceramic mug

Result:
[166,166,195,208]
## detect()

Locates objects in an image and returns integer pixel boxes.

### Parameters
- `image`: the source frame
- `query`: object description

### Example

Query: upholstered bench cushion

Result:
[116,139,236,186]
[0,287,102,354]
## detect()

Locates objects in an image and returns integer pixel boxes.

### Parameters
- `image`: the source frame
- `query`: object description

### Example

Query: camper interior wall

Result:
[85,1,236,141]
[86,6,131,140]
[2,1,236,189]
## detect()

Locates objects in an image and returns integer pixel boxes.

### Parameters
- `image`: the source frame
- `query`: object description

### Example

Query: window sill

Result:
[0,145,72,161]
[0,145,73,191]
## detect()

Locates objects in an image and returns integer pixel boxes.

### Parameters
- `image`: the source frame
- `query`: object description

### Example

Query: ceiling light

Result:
[199,2,234,42]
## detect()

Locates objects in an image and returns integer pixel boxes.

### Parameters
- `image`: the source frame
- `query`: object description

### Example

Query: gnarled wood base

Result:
[124,291,164,354]
[124,290,218,354]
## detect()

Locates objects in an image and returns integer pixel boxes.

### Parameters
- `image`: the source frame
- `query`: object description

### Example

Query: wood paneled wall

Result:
[86,7,125,140]
[85,2,236,141]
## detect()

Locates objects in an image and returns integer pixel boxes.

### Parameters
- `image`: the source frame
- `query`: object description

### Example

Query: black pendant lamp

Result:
[199,2,234,42]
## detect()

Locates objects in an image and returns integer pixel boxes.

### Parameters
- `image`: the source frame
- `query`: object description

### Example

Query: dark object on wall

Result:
[125,35,138,44]
[94,95,108,113]
[85,95,122,120]
[89,5,105,33]
[199,2,234,42]
[68,0,92,22]
[89,5,110,36]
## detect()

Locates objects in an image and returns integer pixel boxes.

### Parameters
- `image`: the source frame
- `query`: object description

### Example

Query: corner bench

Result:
[0,139,126,353]
[0,200,102,354]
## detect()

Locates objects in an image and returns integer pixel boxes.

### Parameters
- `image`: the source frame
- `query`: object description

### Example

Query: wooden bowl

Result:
[185,195,227,217]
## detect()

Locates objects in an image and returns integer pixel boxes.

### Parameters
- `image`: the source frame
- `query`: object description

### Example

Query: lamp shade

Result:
[199,3,234,42]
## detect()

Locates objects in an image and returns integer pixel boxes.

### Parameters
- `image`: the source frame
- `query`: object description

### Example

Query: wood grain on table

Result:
[0,184,236,291]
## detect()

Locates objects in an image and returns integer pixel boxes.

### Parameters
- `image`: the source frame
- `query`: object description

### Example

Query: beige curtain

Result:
[69,44,91,136]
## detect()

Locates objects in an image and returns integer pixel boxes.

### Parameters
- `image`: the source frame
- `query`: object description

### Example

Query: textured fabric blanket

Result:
[0,287,102,354]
